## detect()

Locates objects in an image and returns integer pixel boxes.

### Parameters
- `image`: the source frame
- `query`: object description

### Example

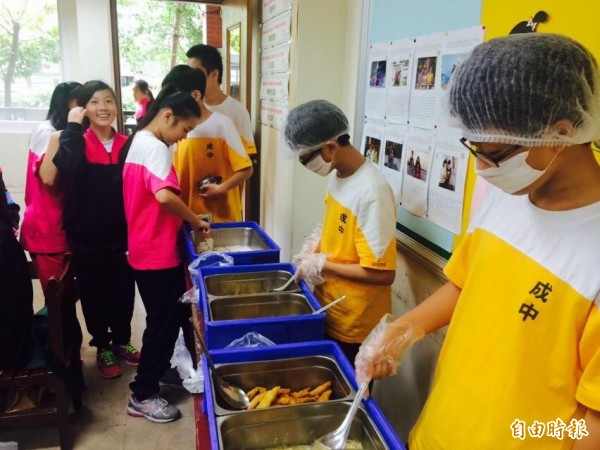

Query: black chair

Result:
[0,255,84,450]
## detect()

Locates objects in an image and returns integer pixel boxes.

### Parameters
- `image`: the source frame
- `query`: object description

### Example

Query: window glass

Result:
[0,0,60,121]
[116,0,205,133]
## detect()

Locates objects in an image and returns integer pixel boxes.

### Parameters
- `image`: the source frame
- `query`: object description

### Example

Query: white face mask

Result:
[474,150,555,194]
[305,154,333,177]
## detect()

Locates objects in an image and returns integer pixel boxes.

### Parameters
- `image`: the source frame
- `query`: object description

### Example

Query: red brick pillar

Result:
[205,5,222,48]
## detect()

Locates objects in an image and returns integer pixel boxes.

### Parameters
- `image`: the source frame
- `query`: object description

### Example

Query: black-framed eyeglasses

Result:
[459,138,523,167]
[298,133,351,166]
[299,147,323,166]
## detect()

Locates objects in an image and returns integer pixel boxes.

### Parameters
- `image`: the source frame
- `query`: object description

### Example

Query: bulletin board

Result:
[365,0,600,261]
[365,0,483,260]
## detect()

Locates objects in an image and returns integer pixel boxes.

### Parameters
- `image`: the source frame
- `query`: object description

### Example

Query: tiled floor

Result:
[0,282,196,450]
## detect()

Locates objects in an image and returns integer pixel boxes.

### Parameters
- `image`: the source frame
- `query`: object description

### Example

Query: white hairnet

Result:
[284,100,350,156]
[444,33,600,147]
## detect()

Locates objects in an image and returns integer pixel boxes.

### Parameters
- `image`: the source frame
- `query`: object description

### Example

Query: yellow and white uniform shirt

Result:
[410,186,600,450]
[314,161,397,343]
[174,112,252,222]
[206,96,256,156]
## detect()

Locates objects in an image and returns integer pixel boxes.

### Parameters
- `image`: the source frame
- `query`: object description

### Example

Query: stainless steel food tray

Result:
[209,293,314,321]
[204,270,300,297]
[192,227,270,251]
[216,402,388,449]
[209,355,354,416]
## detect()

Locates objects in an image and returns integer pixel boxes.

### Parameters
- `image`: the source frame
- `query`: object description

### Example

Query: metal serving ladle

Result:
[312,383,369,449]
[190,318,250,409]
[271,273,298,292]
[312,295,347,315]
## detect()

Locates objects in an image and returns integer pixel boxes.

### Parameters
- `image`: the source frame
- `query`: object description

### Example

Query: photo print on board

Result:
[414,56,437,91]
[384,140,403,172]
[369,60,387,88]
[364,136,382,165]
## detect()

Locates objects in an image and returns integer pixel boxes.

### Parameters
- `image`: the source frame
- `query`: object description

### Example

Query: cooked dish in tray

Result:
[247,381,332,409]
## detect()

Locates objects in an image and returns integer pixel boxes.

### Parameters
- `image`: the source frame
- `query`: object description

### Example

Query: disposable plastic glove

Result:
[294,252,327,285]
[354,314,425,386]
[292,225,322,265]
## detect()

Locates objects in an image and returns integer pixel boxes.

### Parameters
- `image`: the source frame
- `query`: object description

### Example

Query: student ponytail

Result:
[47,81,83,130]
[119,84,201,166]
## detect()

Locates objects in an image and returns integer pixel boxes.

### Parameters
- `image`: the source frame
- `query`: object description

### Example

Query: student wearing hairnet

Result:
[284,100,397,367]
[355,33,600,449]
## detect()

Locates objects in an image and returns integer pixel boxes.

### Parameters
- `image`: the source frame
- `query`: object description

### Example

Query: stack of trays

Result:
[183,221,280,265]
[203,341,405,449]
[197,263,326,349]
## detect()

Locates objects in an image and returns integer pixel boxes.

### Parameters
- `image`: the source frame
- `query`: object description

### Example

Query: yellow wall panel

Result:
[482,1,600,58]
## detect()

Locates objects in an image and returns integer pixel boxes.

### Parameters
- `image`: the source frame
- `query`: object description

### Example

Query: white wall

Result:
[1,133,31,211]
[260,0,364,261]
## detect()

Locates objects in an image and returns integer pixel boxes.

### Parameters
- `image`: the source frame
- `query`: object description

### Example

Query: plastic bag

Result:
[225,332,276,349]
[188,251,234,288]
[189,251,234,272]
[179,287,199,304]
[170,331,204,393]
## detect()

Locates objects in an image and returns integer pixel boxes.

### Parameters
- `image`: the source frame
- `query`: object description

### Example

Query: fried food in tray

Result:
[246,381,333,410]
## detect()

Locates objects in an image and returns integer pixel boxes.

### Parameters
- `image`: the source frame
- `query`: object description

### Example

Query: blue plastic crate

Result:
[201,341,406,450]
[197,263,326,350]
[183,221,280,265]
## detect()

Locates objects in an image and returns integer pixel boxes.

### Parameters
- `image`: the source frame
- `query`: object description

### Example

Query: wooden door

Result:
[221,0,260,221]
[220,0,251,108]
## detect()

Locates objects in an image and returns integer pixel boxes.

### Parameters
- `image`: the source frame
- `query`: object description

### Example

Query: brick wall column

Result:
[205,5,222,48]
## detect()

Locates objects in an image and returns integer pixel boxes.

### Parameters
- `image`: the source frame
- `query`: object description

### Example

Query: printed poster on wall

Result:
[261,42,290,73]
[380,124,408,204]
[426,130,469,234]
[364,26,489,233]
[260,100,289,129]
[408,33,443,129]
[385,39,414,124]
[260,73,289,101]
[435,26,485,128]
[262,0,292,23]
[400,128,434,216]
[364,43,389,120]
[261,9,292,49]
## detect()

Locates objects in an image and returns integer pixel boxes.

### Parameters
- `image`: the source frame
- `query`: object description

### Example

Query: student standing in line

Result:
[52,80,139,379]
[186,44,256,157]
[122,86,209,423]
[21,82,82,294]
[355,33,600,450]
[186,44,257,218]
[284,100,397,367]
[162,65,253,222]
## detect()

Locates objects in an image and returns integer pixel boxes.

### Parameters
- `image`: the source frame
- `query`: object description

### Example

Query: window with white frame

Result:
[0,0,60,121]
